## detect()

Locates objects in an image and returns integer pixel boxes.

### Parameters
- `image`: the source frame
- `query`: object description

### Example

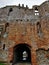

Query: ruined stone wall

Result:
[0,1,49,65]
[0,6,39,22]
[36,49,49,65]
[0,17,49,64]
[39,1,49,17]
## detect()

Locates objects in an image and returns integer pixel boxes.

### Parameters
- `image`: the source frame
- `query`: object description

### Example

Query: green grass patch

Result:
[0,63,6,65]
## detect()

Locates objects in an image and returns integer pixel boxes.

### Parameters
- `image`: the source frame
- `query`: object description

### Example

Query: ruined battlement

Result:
[0,1,49,23]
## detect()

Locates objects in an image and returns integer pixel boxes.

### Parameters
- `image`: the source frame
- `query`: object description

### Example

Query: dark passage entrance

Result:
[13,44,31,65]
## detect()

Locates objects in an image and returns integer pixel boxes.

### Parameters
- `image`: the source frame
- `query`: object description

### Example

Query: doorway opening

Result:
[13,44,31,64]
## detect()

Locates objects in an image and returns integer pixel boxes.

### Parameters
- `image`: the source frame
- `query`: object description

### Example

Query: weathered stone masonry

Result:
[0,1,49,65]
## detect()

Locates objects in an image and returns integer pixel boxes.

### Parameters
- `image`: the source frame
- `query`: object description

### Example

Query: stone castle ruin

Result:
[0,1,49,65]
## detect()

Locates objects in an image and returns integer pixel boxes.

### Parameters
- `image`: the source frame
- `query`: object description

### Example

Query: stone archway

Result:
[12,44,31,65]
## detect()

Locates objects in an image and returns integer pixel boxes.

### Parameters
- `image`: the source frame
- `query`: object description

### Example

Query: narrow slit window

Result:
[37,22,41,34]
[0,26,3,36]
[3,44,5,50]
[37,22,43,37]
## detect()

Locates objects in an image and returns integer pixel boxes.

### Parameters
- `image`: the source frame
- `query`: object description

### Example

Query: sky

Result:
[0,0,47,8]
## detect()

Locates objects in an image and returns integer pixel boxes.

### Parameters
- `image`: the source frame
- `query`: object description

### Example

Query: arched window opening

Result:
[35,7,38,10]
[9,8,13,12]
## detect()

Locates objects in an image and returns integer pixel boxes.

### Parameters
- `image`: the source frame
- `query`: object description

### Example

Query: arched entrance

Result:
[12,44,31,65]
